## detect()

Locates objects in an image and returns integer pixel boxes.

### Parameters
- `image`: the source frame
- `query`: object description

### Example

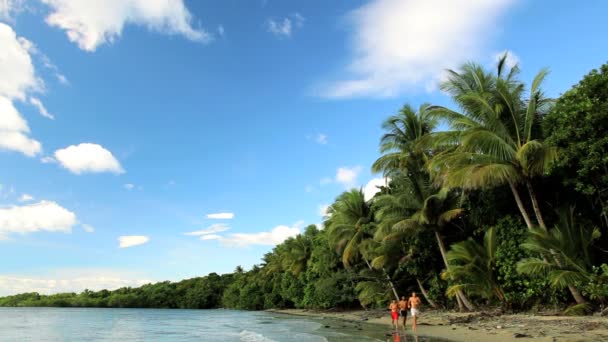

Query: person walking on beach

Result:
[407,292,421,333]
[398,296,408,329]
[389,299,399,329]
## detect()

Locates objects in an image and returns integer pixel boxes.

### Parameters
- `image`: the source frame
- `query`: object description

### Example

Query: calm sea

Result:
[0,307,445,341]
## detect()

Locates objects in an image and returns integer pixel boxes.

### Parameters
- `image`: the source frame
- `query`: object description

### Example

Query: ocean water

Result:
[0,307,445,341]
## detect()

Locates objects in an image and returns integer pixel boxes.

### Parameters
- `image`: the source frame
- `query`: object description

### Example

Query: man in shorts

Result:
[407,292,422,333]
[388,299,399,330]
[398,296,408,329]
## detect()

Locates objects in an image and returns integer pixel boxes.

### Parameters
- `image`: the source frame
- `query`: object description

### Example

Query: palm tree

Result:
[372,103,437,179]
[370,104,473,310]
[427,54,557,230]
[325,189,400,301]
[443,227,506,304]
[517,207,600,305]
[388,181,476,311]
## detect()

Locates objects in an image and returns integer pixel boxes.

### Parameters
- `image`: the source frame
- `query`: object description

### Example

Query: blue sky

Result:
[0,0,606,295]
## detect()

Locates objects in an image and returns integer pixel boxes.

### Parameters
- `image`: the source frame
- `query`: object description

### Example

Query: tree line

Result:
[2,57,607,314]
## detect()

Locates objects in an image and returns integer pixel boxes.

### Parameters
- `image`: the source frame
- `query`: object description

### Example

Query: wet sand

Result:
[267,308,608,341]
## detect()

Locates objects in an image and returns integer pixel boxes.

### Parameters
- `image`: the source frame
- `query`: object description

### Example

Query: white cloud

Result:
[364,177,389,201]
[0,269,153,296]
[266,13,305,38]
[200,234,221,241]
[17,193,33,202]
[335,166,362,188]
[0,200,77,239]
[184,223,230,237]
[217,25,224,36]
[82,223,94,233]
[28,96,54,119]
[322,0,513,98]
[293,13,305,27]
[267,17,292,37]
[0,24,43,156]
[0,0,25,22]
[118,235,149,248]
[40,156,56,163]
[124,183,134,190]
[304,185,314,193]
[494,50,519,69]
[54,143,124,174]
[220,221,303,247]
[318,204,330,217]
[41,0,211,52]
[206,212,234,219]
[315,133,328,145]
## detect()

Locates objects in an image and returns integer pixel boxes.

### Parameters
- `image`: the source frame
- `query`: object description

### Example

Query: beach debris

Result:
[513,332,532,338]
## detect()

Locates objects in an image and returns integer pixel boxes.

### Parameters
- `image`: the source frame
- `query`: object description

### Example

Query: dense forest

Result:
[2,57,607,315]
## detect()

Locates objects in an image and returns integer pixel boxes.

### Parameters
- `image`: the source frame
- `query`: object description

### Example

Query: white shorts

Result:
[410,308,419,317]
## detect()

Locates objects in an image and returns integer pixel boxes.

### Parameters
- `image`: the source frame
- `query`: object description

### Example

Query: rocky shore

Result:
[267,308,608,341]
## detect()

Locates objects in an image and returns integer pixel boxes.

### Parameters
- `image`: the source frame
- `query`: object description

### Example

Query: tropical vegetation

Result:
[2,58,608,315]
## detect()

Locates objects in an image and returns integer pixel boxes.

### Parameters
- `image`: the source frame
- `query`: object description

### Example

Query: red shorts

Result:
[391,311,398,320]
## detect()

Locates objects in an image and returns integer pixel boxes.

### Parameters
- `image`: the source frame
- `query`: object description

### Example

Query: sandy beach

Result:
[267,308,608,341]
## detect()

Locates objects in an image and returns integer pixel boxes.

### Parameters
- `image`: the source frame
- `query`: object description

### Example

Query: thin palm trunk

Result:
[526,180,547,229]
[435,231,475,311]
[363,258,399,301]
[568,286,587,304]
[508,180,534,229]
[416,278,439,309]
[549,251,588,305]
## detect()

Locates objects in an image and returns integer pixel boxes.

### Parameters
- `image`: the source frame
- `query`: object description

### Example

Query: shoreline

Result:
[266,308,608,341]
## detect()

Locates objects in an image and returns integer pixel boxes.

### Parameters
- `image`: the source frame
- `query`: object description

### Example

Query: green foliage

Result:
[544,63,608,228]
[2,61,608,315]
[493,216,560,309]
[444,227,505,303]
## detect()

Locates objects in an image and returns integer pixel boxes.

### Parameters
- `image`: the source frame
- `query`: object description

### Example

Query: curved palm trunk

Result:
[363,258,400,301]
[508,180,534,229]
[416,278,439,309]
[526,180,547,229]
[434,231,475,311]
[568,286,587,304]
[549,252,588,305]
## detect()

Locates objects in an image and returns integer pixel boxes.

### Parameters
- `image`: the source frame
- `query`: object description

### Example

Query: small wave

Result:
[239,330,277,342]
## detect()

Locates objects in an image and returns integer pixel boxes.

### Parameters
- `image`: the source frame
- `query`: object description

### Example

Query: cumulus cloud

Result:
[0,200,77,239]
[318,204,330,218]
[118,235,149,248]
[54,143,124,174]
[220,222,303,247]
[206,212,234,219]
[322,0,513,98]
[198,222,303,247]
[82,224,94,233]
[184,223,230,237]
[335,166,362,188]
[266,13,305,38]
[0,0,25,21]
[17,193,34,202]
[41,0,211,51]
[0,24,42,156]
[124,183,134,190]
[363,177,389,201]
[28,96,54,119]
[0,269,153,296]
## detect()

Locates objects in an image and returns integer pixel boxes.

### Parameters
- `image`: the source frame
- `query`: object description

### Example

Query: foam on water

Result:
[239,330,277,342]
